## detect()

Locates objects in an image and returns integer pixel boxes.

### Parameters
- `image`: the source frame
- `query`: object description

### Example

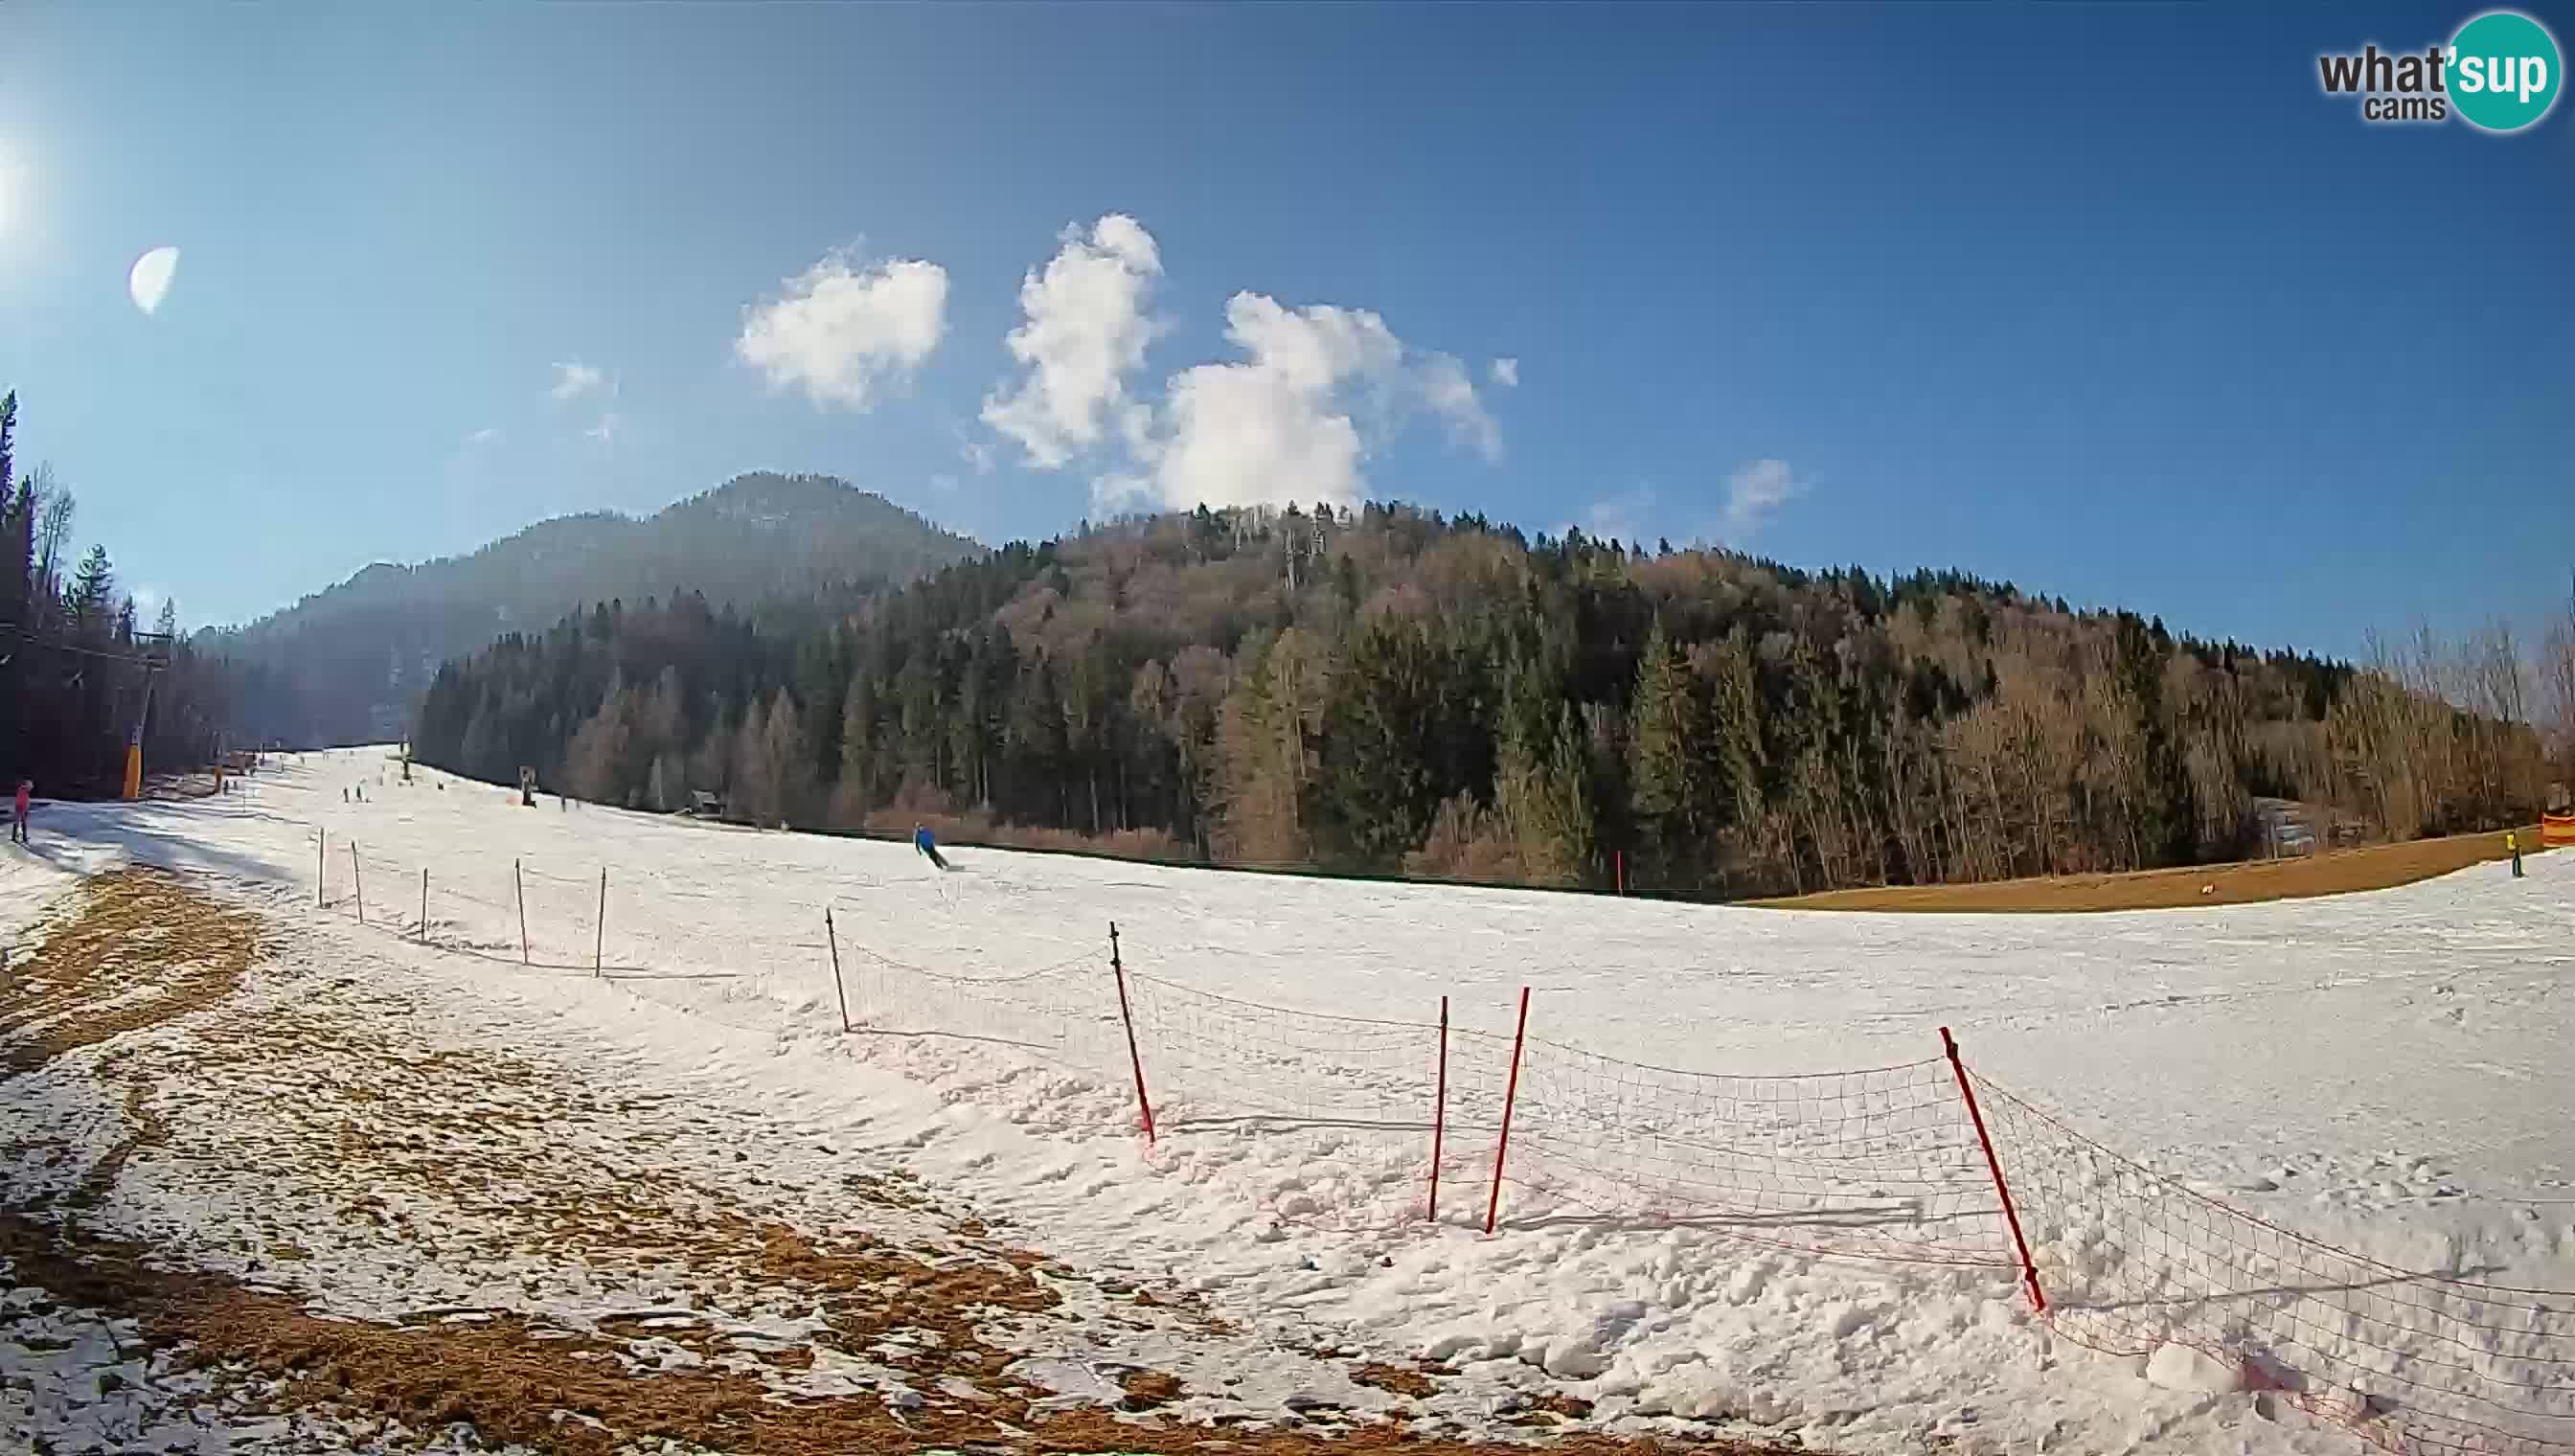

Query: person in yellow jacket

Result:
[2507,830,2523,878]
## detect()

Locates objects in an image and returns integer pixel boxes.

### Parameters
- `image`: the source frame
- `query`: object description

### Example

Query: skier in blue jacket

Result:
[914,825,951,871]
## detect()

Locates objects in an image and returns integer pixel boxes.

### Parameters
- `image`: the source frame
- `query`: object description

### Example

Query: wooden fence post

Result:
[419,868,428,944]
[514,859,529,964]
[1110,922,1154,1144]
[350,843,365,924]
[594,868,606,977]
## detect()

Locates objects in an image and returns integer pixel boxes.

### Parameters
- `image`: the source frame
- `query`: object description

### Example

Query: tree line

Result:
[1,391,269,798]
[412,501,2574,898]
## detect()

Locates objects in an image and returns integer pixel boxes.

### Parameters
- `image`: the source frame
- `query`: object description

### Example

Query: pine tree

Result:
[1005,657,1064,819]
[1317,615,1444,865]
[565,679,632,805]
[1627,617,1706,882]
[1496,703,1595,885]
[732,695,774,825]
[1703,626,1767,832]
[1,392,28,626]
[67,545,113,633]
[763,686,809,826]
[835,672,878,821]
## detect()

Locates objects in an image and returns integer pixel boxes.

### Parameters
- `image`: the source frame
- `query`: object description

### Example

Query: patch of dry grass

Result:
[0,868,265,1073]
[0,868,1796,1455]
[1755,825,2547,913]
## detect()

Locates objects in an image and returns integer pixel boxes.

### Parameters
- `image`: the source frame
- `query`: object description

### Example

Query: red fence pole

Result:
[825,907,851,1033]
[1615,850,1626,896]
[1428,994,1449,1221]
[1109,921,1155,1144]
[1941,1026,2046,1313]
[1484,986,1531,1235]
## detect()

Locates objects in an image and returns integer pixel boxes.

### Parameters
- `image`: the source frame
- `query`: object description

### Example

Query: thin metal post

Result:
[1428,995,1448,1221]
[825,907,851,1032]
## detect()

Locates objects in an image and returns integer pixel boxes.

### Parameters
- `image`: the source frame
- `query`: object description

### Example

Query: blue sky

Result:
[0,2,2567,655]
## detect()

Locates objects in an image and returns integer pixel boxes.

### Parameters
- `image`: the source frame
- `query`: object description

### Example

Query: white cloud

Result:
[1582,485,1655,544]
[1721,458,1808,539]
[735,246,947,410]
[464,426,502,447]
[128,246,179,315]
[549,362,606,401]
[1100,290,1503,513]
[584,412,621,445]
[982,214,1165,468]
[968,217,1506,512]
[1490,356,1518,388]
[1421,352,1501,464]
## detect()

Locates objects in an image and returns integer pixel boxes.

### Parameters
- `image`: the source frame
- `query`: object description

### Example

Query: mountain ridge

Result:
[210,472,980,747]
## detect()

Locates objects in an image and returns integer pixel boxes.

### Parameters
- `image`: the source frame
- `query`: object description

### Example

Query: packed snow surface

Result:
[10,747,2573,1456]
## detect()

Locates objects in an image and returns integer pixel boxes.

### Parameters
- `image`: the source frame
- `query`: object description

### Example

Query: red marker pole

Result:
[1941,1026,2045,1313]
[1484,986,1531,1235]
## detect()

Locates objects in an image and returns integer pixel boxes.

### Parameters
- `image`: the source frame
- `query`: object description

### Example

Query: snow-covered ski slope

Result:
[36,748,2575,1456]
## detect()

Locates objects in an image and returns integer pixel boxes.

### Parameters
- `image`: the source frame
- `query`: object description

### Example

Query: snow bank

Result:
[22,747,2575,1456]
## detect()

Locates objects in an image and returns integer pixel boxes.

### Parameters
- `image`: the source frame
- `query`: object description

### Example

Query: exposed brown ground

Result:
[1754,824,2548,913]
[2,867,1790,1455]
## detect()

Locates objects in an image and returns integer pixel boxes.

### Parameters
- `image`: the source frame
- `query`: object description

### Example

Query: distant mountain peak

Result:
[212,474,980,746]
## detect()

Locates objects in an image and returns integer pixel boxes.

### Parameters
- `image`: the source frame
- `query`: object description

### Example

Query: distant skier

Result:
[914,824,950,872]
[2508,830,2524,879]
[11,780,30,845]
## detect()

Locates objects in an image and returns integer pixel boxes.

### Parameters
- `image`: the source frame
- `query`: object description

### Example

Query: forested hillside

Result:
[413,502,2570,899]
[208,472,978,747]
[1,391,258,797]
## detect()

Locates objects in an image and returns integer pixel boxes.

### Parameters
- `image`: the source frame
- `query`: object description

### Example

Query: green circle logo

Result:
[2450,10,2563,132]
